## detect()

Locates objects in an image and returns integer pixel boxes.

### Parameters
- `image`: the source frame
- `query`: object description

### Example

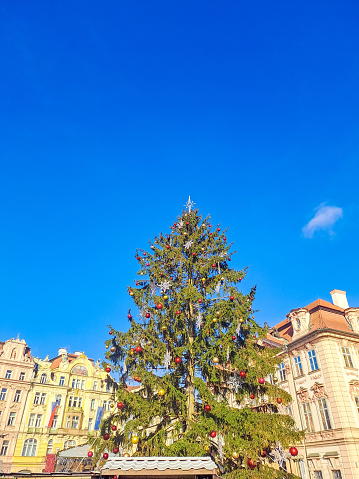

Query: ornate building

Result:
[264,290,359,479]
[11,348,114,473]
[0,338,34,473]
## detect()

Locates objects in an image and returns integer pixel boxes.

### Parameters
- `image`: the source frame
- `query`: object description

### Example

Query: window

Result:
[64,440,76,449]
[35,414,42,428]
[66,416,70,428]
[40,393,46,405]
[106,382,112,393]
[0,440,9,456]
[68,396,73,407]
[5,370,12,379]
[308,349,319,371]
[51,415,58,428]
[278,362,286,382]
[22,438,37,456]
[0,388,7,401]
[71,416,79,428]
[93,381,98,391]
[341,347,354,368]
[355,397,359,414]
[285,406,293,417]
[302,402,314,432]
[332,471,342,479]
[103,400,108,411]
[81,380,85,389]
[294,356,303,376]
[8,412,16,426]
[79,397,83,407]
[14,390,21,402]
[71,378,83,389]
[56,395,62,406]
[19,372,25,381]
[33,392,40,404]
[314,472,323,479]
[90,399,95,410]
[46,439,53,455]
[318,398,332,430]
[28,414,35,427]
[59,376,65,386]
[40,374,47,384]
[88,417,93,430]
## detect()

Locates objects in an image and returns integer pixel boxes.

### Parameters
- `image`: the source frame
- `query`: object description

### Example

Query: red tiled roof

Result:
[50,354,94,370]
[268,298,352,343]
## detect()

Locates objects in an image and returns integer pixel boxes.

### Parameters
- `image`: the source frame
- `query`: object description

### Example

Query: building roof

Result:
[268,297,353,343]
[101,457,218,474]
[50,354,94,369]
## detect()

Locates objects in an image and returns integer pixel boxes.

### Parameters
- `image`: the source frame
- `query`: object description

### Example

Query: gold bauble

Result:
[110,403,115,409]
[147,341,152,346]
[123,453,130,457]
[163,295,169,300]
[201,247,205,252]
[158,389,165,396]
[105,345,109,349]
[212,318,217,323]
[202,278,206,282]
[131,436,139,444]
[140,272,143,276]
[162,326,167,331]
[213,357,219,364]
[216,311,220,317]
[233,452,239,459]
[221,277,225,281]
[130,351,134,355]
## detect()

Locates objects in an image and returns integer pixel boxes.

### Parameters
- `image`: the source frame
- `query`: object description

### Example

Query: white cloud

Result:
[302,203,343,238]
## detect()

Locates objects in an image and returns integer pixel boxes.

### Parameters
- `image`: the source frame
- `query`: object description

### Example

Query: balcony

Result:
[67,406,83,413]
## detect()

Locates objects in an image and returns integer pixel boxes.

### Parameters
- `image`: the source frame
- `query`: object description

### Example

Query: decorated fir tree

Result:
[93,198,303,478]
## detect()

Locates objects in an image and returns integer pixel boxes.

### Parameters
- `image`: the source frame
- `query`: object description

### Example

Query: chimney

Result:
[330,290,349,309]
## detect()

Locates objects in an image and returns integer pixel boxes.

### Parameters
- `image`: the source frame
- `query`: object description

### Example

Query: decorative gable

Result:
[287,308,311,339]
[345,308,359,333]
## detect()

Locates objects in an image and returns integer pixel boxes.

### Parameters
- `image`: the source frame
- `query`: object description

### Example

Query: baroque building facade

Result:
[0,338,34,473]
[264,290,359,479]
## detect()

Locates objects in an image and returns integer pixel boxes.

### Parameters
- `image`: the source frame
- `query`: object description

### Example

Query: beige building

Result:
[0,337,34,473]
[264,290,359,479]
[11,348,114,473]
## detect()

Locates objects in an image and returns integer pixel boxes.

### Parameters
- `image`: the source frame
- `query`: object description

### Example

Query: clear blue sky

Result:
[1,1,358,362]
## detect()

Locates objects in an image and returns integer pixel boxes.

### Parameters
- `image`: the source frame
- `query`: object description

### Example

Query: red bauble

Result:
[117,402,124,409]
[111,425,117,431]
[134,376,141,382]
[135,346,142,353]
[228,258,231,261]
[198,299,203,303]
[247,459,256,469]
[232,335,236,340]
[239,371,246,378]
[136,282,139,286]
[143,253,146,256]
[166,245,170,249]
[128,314,132,320]
[136,256,140,260]
[105,367,111,373]
[211,264,216,268]
[146,262,150,266]
[103,433,110,440]
[210,431,217,438]
[88,451,93,457]
[223,237,226,241]
[209,224,212,227]
[192,252,196,257]
[157,303,163,309]
[289,447,298,457]
[176,310,181,315]
[175,357,181,364]
[258,377,265,385]
[248,307,251,311]
[145,312,150,318]
[170,276,173,280]
[218,228,221,231]
[130,348,135,353]
[113,448,119,454]
[109,331,112,335]
[260,450,267,457]
[230,296,234,301]
[277,398,282,404]
[204,404,211,412]
[103,453,109,459]
[250,394,255,399]
[186,222,189,225]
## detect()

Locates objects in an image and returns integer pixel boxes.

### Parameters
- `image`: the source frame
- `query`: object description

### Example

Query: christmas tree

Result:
[93,198,302,478]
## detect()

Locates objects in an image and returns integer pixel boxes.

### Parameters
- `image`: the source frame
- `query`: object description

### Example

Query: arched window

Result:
[22,438,37,457]
[40,374,47,384]
[46,439,53,455]
[64,440,76,449]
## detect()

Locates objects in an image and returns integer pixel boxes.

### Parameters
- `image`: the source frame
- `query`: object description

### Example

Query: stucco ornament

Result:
[311,382,328,399]
[297,387,311,403]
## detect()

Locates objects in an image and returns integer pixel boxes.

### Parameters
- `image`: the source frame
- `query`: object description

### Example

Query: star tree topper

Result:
[184,196,195,212]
